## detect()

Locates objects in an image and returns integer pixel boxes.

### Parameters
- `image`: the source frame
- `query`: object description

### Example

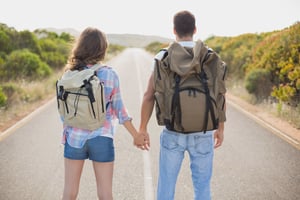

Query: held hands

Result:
[134,132,150,151]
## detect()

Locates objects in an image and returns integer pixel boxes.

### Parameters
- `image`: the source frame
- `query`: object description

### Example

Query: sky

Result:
[1,0,299,40]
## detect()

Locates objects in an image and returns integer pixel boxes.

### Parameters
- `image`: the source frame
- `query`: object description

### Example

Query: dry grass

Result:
[228,79,300,129]
[0,71,61,132]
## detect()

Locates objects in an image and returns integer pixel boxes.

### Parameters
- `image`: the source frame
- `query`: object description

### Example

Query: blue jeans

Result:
[157,128,214,200]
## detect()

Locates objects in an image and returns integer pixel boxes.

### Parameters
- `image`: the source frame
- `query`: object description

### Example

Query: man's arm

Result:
[139,73,155,147]
[215,60,227,148]
[214,94,226,148]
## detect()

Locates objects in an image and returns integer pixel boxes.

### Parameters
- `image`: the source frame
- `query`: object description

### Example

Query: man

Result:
[139,10,226,200]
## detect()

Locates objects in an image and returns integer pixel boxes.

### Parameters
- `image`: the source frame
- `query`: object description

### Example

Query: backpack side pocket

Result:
[154,92,165,125]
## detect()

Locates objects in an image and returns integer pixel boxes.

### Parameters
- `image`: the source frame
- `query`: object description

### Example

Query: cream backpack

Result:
[56,64,106,130]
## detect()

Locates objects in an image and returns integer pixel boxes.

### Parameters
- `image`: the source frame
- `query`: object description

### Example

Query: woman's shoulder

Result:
[101,65,117,74]
[98,65,119,79]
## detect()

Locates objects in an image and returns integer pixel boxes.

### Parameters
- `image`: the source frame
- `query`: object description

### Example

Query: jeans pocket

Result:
[194,135,213,156]
[161,132,179,150]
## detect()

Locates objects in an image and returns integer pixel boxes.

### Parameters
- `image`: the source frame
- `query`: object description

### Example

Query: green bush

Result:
[0,56,4,77]
[39,38,57,52]
[245,69,273,101]
[0,86,7,107]
[0,30,11,53]
[38,38,70,69]
[107,44,125,55]
[1,49,52,80]
[18,30,41,55]
[40,51,66,69]
[0,82,23,106]
[145,42,169,54]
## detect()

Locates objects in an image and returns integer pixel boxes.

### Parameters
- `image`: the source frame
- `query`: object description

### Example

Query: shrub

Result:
[107,44,125,55]
[245,69,273,102]
[0,82,23,106]
[0,86,7,107]
[145,42,169,54]
[40,51,66,69]
[2,49,52,80]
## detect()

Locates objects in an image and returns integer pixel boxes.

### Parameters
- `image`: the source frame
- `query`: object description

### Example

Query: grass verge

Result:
[228,79,300,130]
[0,71,61,132]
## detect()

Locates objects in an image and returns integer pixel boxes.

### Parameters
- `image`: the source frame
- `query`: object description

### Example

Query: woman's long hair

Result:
[66,27,108,71]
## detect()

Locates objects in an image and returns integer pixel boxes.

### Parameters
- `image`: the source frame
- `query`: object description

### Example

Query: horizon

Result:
[3,21,299,42]
[1,0,299,40]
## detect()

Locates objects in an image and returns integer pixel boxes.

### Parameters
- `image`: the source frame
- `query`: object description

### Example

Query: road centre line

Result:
[134,53,155,200]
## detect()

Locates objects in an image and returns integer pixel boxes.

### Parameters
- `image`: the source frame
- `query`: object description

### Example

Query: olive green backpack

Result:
[153,40,227,133]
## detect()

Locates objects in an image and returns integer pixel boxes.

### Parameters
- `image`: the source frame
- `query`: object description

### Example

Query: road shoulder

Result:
[227,93,300,149]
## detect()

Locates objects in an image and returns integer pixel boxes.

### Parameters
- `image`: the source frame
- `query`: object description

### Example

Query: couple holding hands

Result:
[61,10,225,200]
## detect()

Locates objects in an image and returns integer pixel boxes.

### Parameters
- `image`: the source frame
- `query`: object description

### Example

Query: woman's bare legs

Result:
[93,161,114,200]
[62,158,85,200]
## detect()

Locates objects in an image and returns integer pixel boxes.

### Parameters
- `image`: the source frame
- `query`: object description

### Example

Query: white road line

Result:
[134,52,154,200]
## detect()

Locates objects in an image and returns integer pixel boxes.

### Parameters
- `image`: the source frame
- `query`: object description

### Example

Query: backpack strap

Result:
[56,80,70,114]
[56,80,60,109]
[200,49,218,133]
[154,49,168,80]
[86,64,105,119]
[92,64,107,113]
[171,74,184,132]
[83,78,97,118]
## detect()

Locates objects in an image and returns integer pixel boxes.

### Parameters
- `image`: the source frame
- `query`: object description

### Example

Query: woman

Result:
[60,27,148,200]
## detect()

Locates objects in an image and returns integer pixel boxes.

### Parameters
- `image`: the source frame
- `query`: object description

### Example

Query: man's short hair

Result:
[173,10,196,38]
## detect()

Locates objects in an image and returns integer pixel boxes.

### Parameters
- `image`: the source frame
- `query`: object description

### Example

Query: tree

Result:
[0,23,18,54]
[17,30,41,55]
[0,31,10,53]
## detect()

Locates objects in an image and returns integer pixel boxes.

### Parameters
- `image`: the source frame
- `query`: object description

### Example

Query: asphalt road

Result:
[0,48,299,200]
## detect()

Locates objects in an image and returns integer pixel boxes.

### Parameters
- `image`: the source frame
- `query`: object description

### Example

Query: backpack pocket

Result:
[173,88,218,133]
[154,92,165,125]
[58,85,106,131]
[64,91,93,127]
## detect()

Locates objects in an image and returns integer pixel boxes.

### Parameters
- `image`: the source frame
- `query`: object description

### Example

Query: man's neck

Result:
[176,35,193,42]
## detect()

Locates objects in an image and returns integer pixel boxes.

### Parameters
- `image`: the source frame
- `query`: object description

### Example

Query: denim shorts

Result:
[64,136,115,162]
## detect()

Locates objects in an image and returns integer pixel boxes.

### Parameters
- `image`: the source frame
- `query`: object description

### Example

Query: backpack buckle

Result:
[58,86,68,101]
